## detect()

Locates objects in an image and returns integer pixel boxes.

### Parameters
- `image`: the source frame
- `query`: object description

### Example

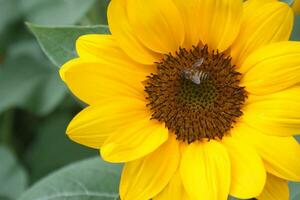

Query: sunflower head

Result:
[145,45,247,143]
[60,0,300,200]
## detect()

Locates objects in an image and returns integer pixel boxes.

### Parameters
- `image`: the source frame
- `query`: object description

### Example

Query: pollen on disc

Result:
[145,45,247,143]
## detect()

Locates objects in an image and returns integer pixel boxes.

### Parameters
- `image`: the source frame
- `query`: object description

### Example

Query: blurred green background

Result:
[0,0,110,199]
[0,0,300,200]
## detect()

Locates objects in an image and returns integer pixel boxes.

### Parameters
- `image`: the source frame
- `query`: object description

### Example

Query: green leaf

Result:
[292,16,300,41]
[0,55,66,116]
[20,0,96,25]
[0,146,28,199]
[19,157,122,200]
[82,0,110,25]
[290,182,300,200]
[25,111,96,182]
[281,0,294,5]
[27,23,110,67]
[0,111,14,146]
[228,197,238,200]
[0,0,21,33]
[0,197,11,200]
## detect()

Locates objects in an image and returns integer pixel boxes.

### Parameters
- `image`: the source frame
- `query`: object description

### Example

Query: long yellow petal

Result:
[100,118,168,163]
[231,1,293,67]
[120,135,179,200]
[241,41,300,95]
[233,123,300,182]
[107,0,161,65]
[173,0,201,48]
[180,140,231,200]
[126,0,184,54]
[197,0,243,52]
[243,86,300,136]
[60,58,154,105]
[243,0,280,19]
[153,171,191,200]
[76,34,137,65]
[222,136,266,199]
[257,174,289,200]
[66,98,147,149]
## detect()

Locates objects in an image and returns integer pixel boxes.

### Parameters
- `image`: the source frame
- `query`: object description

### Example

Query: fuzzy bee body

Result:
[183,58,209,85]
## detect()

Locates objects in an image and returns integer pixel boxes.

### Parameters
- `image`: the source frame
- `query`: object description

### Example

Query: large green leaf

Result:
[281,0,294,5]
[0,146,28,199]
[27,23,110,67]
[292,16,300,41]
[290,181,300,200]
[0,0,20,33]
[25,110,96,182]
[20,0,96,25]
[0,55,66,116]
[19,157,122,200]
[83,0,110,25]
[0,37,67,115]
[0,0,22,52]
[0,196,11,200]
[0,111,13,146]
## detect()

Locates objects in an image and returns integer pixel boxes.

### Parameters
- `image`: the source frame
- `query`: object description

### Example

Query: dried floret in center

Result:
[145,45,247,143]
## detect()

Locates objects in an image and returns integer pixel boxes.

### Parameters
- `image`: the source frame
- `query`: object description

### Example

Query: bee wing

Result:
[192,58,204,68]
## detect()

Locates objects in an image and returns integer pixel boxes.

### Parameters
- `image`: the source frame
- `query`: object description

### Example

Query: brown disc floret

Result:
[145,45,247,143]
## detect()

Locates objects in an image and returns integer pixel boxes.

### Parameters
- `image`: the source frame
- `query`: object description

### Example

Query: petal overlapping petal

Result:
[180,141,231,200]
[173,0,201,48]
[126,0,184,54]
[243,86,300,136]
[231,1,293,66]
[222,136,266,199]
[100,118,168,163]
[241,42,300,95]
[197,0,243,52]
[108,0,161,64]
[258,174,289,200]
[153,170,190,200]
[60,58,154,105]
[120,135,179,200]
[233,123,300,182]
[66,98,148,149]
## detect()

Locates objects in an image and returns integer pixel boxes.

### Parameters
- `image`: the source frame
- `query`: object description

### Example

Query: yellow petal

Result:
[241,41,300,95]
[76,34,136,65]
[258,174,289,200]
[222,136,266,199]
[243,0,280,19]
[173,0,201,48]
[198,0,243,52]
[60,58,154,105]
[120,135,179,200]
[66,98,147,149]
[153,171,191,200]
[293,0,300,15]
[233,123,300,182]
[107,0,161,65]
[243,86,300,137]
[231,1,293,67]
[126,0,184,54]
[100,118,168,163]
[180,140,231,200]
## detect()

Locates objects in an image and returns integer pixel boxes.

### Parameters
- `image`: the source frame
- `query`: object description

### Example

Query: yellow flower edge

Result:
[293,0,300,15]
[60,0,300,200]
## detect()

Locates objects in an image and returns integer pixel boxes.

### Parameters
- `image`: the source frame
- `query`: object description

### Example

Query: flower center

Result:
[145,45,247,143]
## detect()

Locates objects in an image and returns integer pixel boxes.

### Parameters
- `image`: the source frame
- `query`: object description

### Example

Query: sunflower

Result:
[60,0,300,199]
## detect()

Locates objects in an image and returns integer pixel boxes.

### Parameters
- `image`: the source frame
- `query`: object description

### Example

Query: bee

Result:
[183,58,209,85]
[192,58,204,68]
